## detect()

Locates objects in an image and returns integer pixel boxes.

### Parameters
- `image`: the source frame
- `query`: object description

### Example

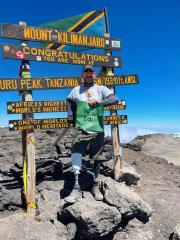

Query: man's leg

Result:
[64,130,89,203]
[64,152,83,203]
[89,132,104,201]
[91,160,103,200]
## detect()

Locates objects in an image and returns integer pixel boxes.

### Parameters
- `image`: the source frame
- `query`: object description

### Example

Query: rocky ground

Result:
[0,128,180,240]
[125,134,180,166]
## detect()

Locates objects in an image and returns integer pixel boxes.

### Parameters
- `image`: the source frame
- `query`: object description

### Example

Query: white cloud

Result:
[119,127,157,143]
[0,123,7,128]
[136,128,157,136]
[106,125,180,143]
[171,133,180,138]
[105,126,157,143]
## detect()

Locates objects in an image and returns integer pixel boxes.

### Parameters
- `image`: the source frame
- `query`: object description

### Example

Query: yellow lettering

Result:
[58,32,64,43]
[32,79,42,89]
[24,27,52,41]
[20,79,27,88]
[71,34,78,44]
[23,46,30,54]
[37,48,45,56]
[96,38,101,47]
[51,50,57,57]
[32,47,38,55]
[23,28,31,39]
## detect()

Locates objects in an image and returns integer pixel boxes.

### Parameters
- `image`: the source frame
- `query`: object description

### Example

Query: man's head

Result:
[82,65,96,86]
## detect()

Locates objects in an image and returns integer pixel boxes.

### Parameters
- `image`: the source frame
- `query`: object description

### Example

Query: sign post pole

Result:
[107,68,122,181]
[19,21,36,218]
[104,8,122,181]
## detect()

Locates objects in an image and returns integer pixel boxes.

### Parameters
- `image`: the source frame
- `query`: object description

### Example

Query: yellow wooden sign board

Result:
[9,115,128,131]
[0,75,139,91]
[7,100,126,114]
[1,23,121,50]
[3,44,121,67]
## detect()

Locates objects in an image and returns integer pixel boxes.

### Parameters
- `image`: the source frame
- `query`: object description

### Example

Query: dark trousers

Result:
[72,128,105,161]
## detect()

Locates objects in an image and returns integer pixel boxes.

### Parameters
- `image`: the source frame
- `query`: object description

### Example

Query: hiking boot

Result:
[91,182,103,201]
[64,188,82,203]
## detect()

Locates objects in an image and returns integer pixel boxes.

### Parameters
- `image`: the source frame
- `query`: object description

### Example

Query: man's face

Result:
[82,69,96,86]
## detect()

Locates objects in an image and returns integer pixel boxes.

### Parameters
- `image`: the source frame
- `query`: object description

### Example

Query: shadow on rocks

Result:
[72,219,130,240]
[36,157,64,184]
[0,168,22,190]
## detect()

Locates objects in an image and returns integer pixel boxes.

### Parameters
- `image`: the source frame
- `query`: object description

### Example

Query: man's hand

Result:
[88,99,100,106]
[67,119,75,127]
[67,119,74,124]
[67,115,75,126]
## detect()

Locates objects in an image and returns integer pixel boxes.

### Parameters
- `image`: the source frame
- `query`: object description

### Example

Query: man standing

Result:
[64,65,119,203]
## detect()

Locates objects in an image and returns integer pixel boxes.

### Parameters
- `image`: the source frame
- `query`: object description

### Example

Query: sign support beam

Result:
[104,8,122,181]
[19,21,36,218]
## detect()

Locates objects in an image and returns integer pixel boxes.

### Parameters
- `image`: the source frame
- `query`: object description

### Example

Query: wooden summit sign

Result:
[2,44,121,67]
[7,100,126,114]
[1,23,121,50]
[9,115,128,131]
[0,75,138,91]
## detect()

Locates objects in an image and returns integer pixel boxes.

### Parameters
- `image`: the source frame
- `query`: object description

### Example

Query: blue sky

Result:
[0,0,180,140]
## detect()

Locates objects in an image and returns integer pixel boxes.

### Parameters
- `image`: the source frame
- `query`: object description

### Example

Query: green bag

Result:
[76,101,104,132]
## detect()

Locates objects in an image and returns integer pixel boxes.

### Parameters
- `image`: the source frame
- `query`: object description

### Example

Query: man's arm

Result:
[67,98,76,122]
[66,87,77,123]
[88,93,119,106]
[99,94,119,106]
[100,86,119,106]
[88,86,119,106]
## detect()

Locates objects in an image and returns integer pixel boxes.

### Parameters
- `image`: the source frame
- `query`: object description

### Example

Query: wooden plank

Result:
[9,115,128,131]
[103,29,122,181]
[112,125,121,181]
[1,23,121,50]
[2,44,122,68]
[26,130,36,217]
[53,128,69,146]
[18,21,36,218]
[7,100,126,114]
[22,84,36,218]
[106,101,126,110]
[0,75,139,91]
[7,100,67,113]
